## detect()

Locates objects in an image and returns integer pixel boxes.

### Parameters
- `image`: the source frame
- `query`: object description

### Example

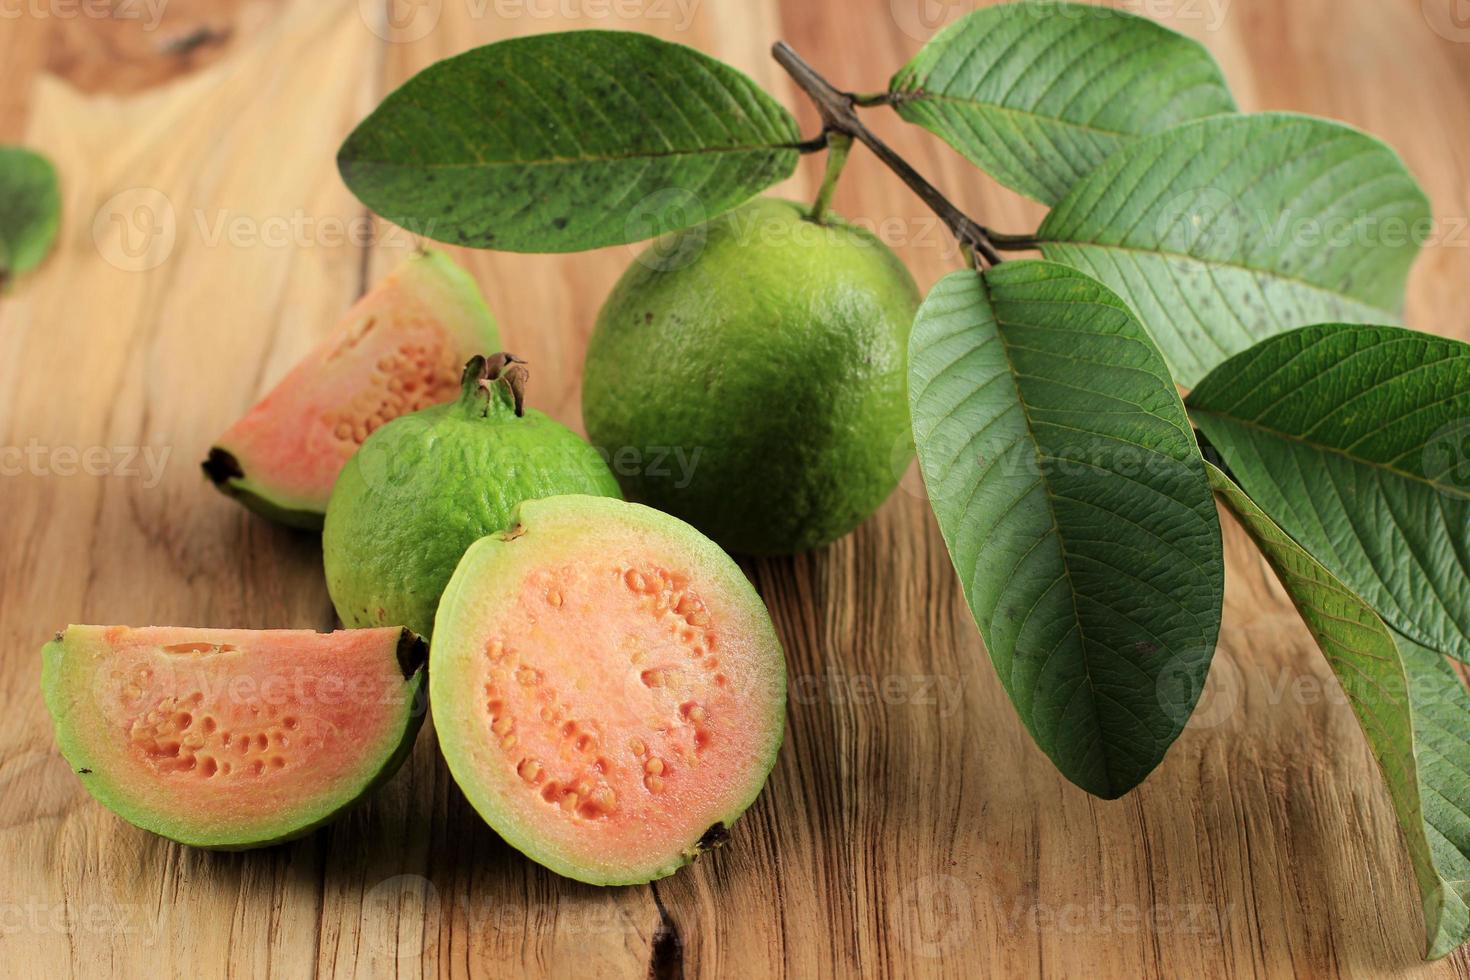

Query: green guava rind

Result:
[207,250,501,529]
[40,626,426,850]
[323,402,622,640]
[582,197,920,555]
[430,494,787,885]
[202,449,324,530]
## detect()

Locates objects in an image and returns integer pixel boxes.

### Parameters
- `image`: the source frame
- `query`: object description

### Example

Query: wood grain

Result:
[2,0,1469,976]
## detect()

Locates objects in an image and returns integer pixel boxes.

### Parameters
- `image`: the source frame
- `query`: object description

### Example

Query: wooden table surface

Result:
[4,1,1470,976]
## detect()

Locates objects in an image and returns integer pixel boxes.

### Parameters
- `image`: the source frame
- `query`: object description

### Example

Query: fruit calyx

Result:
[683,822,732,861]
[458,352,529,419]
[200,447,244,489]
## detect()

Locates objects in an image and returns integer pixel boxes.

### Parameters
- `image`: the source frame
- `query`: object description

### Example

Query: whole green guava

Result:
[324,354,621,639]
[582,197,920,555]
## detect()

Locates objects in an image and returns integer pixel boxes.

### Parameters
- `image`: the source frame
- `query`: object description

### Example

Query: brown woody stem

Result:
[771,41,1002,267]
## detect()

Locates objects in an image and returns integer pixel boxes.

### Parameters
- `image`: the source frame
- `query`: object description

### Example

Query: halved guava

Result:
[203,250,500,529]
[41,625,427,849]
[431,495,787,885]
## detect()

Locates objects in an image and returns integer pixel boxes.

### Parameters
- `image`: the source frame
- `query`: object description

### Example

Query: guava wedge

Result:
[431,495,787,885]
[203,250,500,529]
[41,625,427,849]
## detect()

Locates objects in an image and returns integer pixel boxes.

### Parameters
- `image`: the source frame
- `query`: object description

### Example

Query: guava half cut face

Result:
[42,625,427,849]
[203,250,500,529]
[431,495,788,884]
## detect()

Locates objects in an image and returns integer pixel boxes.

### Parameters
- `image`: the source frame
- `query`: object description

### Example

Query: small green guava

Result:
[581,196,920,555]
[324,353,621,639]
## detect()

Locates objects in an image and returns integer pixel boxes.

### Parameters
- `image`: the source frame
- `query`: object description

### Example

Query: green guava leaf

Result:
[1208,463,1470,960]
[1189,324,1470,662]
[1395,635,1470,959]
[0,146,60,283]
[909,259,1223,799]
[1034,113,1429,385]
[338,31,801,253]
[888,1,1236,205]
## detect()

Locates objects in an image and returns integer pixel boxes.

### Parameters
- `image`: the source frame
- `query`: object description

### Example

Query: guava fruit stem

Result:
[809,132,852,225]
[457,353,529,418]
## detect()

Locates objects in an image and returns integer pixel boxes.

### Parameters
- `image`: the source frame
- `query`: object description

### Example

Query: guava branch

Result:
[771,41,1002,267]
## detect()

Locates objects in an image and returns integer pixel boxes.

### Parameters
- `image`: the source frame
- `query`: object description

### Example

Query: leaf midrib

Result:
[982,274,1119,797]
[1189,405,1470,501]
[342,140,800,171]
[1037,239,1401,313]
[895,90,1132,140]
